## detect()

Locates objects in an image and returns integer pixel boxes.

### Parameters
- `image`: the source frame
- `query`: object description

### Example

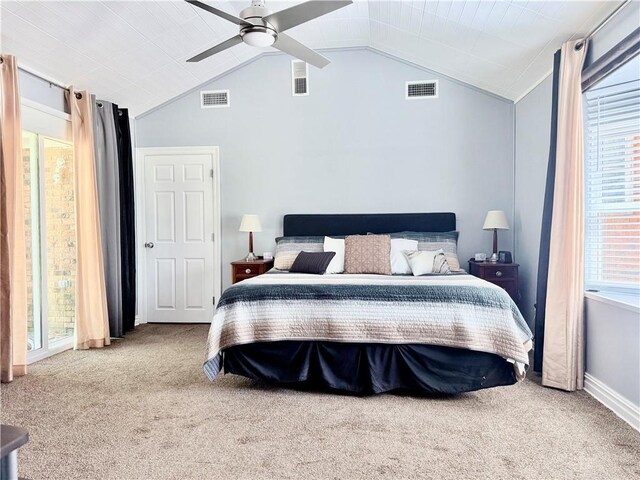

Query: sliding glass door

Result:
[23,131,77,361]
[23,131,42,353]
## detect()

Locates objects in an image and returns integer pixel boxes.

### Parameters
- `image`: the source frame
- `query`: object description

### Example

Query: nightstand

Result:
[468,259,520,303]
[231,258,274,284]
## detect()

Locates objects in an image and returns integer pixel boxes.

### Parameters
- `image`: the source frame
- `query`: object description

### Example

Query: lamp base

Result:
[488,253,498,263]
[245,252,258,261]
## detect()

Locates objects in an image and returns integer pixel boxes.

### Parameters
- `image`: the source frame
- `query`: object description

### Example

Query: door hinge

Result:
[210,169,214,178]
[211,233,215,241]
[213,296,216,305]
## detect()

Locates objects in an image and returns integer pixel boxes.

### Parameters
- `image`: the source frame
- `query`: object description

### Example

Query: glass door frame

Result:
[27,133,75,364]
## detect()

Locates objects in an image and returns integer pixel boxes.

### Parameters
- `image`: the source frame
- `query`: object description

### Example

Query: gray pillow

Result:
[274,236,324,270]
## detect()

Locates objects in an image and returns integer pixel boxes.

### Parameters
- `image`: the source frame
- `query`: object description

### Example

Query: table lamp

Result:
[483,210,509,262]
[239,214,262,261]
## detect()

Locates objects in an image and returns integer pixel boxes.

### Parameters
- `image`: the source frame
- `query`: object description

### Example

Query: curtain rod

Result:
[17,64,85,100]
[17,63,69,90]
[575,0,632,50]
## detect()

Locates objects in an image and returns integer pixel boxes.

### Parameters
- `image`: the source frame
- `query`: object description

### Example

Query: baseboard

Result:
[584,373,639,432]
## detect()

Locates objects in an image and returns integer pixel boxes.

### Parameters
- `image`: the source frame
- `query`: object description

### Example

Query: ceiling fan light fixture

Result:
[242,29,277,47]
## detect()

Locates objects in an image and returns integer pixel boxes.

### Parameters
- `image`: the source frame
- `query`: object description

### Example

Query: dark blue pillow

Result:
[290,251,336,275]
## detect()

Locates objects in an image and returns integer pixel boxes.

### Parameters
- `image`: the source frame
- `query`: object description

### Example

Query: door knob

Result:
[145,242,154,248]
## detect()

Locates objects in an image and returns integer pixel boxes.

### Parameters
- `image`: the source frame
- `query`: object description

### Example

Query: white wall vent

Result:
[291,60,309,96]
[201,89,230,108]
[406,80,438,99]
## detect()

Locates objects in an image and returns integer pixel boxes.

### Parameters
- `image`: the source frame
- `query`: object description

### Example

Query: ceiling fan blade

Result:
[263,0,353,33]
[273,33,330,69]
[187,35,243,62]
[185,0,250,26]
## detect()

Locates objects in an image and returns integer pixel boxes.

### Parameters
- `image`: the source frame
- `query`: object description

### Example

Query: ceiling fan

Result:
[185,0,352,68]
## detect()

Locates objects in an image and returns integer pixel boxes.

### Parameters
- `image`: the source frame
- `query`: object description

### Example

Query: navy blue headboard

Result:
[283,213,456,237]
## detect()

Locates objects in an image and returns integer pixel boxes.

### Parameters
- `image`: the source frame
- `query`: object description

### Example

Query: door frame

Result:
[135,146,221,325]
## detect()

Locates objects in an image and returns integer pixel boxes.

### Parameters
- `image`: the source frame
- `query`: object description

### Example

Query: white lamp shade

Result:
[239,214,262,233]
[483,210,509,230]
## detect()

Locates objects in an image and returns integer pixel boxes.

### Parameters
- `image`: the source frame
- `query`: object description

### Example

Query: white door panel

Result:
[142,149,218,323]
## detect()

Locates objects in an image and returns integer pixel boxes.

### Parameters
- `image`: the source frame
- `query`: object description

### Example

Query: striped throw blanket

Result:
[204,272,533,380]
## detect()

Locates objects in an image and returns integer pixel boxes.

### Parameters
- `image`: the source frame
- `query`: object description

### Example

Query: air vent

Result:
[291,60,309,96]
[200,89,230,108]
[406,80,438,100]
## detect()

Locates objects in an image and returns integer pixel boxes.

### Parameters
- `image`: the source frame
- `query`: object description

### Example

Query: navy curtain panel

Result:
[113,106,136,333]
[533,50,561,373]
[93,100,136,337]
[93,99,123,338]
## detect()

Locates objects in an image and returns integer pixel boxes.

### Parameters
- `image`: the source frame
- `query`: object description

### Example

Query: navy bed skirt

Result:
[223,341,517,395]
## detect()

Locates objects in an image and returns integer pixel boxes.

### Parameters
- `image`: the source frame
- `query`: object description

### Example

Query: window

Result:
[584,55,640,295]
[23,131,42,352]
[23,131,76,360]
[21,99,76,362]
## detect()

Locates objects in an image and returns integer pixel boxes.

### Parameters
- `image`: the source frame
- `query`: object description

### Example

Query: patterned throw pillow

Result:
[344,234,392,275]
[390,231,461,271]
[274,236,324,270]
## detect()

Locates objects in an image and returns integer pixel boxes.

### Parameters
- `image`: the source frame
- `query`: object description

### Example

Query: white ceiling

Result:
[0,1,623,115]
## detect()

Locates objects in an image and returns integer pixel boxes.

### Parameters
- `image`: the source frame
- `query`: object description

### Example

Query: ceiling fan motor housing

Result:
[239,0,277,47]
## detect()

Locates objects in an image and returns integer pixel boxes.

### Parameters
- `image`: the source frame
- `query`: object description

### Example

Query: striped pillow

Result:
[390,231,461,271]
[274,236,324,270]
[433,252,452,274]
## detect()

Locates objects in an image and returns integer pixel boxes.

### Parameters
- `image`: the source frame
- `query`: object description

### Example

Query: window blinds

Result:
[584,79,640,293]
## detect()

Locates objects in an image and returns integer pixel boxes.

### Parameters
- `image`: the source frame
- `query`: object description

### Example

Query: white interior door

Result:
[141,147,219,323]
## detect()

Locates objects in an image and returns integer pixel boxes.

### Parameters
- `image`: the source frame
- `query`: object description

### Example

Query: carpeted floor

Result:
[1,324,638,480]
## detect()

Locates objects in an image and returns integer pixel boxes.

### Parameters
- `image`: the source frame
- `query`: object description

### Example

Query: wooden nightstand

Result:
[468,259,520,303]
[231,258,274,284]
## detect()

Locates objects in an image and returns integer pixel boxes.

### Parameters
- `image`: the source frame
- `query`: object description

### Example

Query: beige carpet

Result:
[1,324,638,480]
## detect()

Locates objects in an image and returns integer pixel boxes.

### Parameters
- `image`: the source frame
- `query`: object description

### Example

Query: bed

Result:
[204,213,533,395]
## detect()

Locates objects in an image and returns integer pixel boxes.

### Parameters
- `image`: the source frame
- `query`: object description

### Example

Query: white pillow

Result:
[323,237,345,274]
[390,238,418,274]
[403,249,444,276]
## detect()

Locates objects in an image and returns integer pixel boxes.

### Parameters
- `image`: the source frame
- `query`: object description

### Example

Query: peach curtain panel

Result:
[0,54,28,382]
[66,88,111,350]
[542,40,588,391]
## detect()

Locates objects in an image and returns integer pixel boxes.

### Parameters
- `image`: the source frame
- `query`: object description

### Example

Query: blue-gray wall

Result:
[514,75,552,327]
[136,48,516,288]
[585,298,640,408]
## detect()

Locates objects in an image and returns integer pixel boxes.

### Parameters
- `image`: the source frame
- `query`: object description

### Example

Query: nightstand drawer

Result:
[480,266,516,280]
[235,265,260,276]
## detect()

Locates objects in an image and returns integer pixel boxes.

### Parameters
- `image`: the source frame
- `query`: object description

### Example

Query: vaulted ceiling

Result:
[1,1,622,116]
